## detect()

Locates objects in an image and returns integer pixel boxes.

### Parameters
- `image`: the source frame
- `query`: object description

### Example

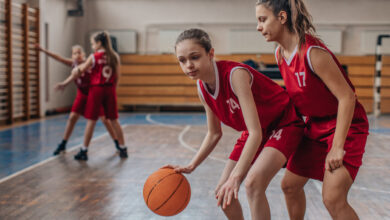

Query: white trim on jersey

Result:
[274,45,280,65]
[197,80,205,102]
[229,67,253,96]
[91,54,96,68]
[306,46,327,73]
[284,45,298,66]
[202,60,220,100]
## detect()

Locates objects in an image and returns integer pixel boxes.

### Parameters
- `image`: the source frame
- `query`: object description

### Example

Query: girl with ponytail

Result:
[58,31,128,160]
[255,0,368,219]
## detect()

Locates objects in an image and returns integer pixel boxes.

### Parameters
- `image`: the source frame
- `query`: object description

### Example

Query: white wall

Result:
[27,0,84,116]
[29,0,390,113]
[81,0,390,55]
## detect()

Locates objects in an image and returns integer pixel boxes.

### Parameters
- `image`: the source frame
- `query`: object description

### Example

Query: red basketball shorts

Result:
[71,89,105,117]
[286,110,369,181]
[229,102,304,164]
[71,89,88,115]
[84,85,118,120]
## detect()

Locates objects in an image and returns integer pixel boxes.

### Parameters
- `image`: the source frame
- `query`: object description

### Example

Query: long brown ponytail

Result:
[93,31,118,73]
[256,0,317,48]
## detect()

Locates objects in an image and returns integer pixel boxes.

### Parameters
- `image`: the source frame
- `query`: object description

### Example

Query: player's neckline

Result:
[282,45,298,66]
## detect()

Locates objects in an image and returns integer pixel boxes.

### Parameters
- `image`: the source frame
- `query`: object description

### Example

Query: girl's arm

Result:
[216,68,262,209]
[310,48,356,172]
[115,53,121,85]
[164,90,223,173]
[76,54,94,74]
[55,55,94,90]
[36,44,73,66]
[54,68,81,90]
[227,68,262,182]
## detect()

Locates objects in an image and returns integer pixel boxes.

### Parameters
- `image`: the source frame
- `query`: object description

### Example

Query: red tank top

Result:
[276,34,366,119]
[198,60,291,134]
[90,50,117,86]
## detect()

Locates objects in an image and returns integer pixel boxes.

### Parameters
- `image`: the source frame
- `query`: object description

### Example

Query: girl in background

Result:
[36,45,120,156]
[56,31,128,161]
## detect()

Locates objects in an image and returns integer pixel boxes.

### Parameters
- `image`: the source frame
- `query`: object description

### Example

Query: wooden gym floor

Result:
[0,113,389,220]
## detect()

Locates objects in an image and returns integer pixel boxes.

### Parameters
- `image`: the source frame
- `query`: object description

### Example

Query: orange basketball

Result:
[143,167,191,216]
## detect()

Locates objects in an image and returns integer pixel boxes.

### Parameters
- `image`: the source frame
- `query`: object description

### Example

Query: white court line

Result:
[145,114,182,129]
[0,125,129,185]
[146,114,227,163]
[178,125,227,163]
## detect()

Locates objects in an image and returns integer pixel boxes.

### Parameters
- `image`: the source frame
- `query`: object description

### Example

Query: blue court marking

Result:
[369,128,390,134]
[0,113,206,180]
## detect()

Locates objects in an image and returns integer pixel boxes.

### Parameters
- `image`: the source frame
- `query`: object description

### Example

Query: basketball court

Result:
[1,0,390,219]
[0,113,389,219]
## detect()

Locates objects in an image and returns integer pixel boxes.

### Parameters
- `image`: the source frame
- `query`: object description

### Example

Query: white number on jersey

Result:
[102,65,112,82]
[226,98,240,113]
[270,129,283,141]
[294,71,306,87]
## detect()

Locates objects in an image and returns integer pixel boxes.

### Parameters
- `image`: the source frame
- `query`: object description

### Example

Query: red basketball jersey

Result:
[276,34,364,118]
[90,50,117,85]
[72,61,90,95]
[198,60,291,134]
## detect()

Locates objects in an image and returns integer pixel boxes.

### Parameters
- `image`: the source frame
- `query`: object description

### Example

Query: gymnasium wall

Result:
[25,0,390,115]
[80,0,390,55]
[24,0,84,116]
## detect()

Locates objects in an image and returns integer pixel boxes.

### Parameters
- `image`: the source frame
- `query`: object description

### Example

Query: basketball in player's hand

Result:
[143,167,191,216]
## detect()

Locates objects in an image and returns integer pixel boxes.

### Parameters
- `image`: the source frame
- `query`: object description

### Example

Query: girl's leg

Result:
[63,112,80,140]
[322,167,358,220]
[110,119,128,158]
[216,160,244,220]
[54,112,80,155]
[100,116,118,141]
[110,119,125,145]
[244,147,286,220]
[281,170,309,220]
[83,119,97,147]
[74,119,97,161]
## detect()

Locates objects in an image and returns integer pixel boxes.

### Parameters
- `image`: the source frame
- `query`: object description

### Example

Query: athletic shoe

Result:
[74,149,88,161]
[53,143,66,155]
[118,147,128,158]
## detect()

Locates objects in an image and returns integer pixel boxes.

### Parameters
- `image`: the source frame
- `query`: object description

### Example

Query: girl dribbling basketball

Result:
[165,28,304,220]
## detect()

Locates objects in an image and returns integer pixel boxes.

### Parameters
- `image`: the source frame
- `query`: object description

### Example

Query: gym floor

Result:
[0,113,389,219]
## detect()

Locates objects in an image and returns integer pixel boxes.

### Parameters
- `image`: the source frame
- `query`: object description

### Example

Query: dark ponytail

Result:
[93,31,118,73]
[175,28,213,53]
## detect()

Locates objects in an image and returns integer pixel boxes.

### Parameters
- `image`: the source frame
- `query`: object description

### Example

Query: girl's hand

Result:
[35,44,42,50]
[214,183,223,198]
[325,147,345,172]
[54,82,66,91]
[216,176,241,209]
[161,164,195,174]
[71,67,80,76]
